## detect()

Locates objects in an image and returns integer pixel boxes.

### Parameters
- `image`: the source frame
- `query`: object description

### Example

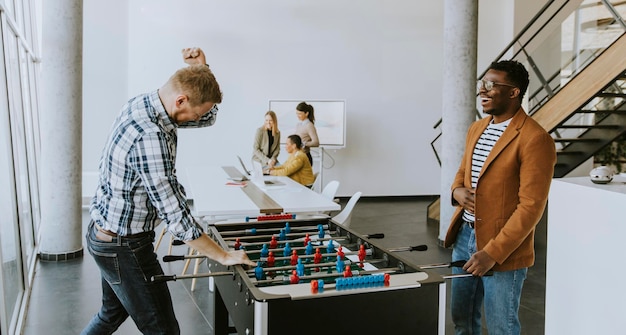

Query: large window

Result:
[0,1,41,333]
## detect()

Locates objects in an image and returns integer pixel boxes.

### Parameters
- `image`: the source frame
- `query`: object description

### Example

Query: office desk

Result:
[183,165,340,218]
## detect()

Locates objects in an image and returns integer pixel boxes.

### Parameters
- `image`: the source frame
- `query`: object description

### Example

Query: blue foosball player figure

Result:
[254,262,265,280]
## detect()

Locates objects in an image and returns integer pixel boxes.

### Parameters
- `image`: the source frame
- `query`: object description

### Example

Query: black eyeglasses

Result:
[477,79,517,92]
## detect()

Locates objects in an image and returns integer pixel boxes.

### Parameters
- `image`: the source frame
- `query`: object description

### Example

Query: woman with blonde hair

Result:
[252,110,280,168]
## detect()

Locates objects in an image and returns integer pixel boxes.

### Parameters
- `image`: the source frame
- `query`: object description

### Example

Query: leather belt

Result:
[94,224,152,242]
[464,219,475,229]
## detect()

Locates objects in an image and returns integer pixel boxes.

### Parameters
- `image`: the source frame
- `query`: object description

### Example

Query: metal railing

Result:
[432,0,626,165]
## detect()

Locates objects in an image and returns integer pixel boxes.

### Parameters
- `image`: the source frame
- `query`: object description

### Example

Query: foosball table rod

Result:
[230,233,385,249]
[162,247,375,263]
[257,248,374,261]
[218,224,330,237]
[253,267,401,285]
[150,271,233,283]
[245,259,360,274]
[419,260,494,278]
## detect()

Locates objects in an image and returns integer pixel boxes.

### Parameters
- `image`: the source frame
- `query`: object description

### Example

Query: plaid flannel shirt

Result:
[90,90,217,241]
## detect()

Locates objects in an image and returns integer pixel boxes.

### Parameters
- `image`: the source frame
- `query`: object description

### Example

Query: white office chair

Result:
[321,180,340,200]
[332,191,362,228]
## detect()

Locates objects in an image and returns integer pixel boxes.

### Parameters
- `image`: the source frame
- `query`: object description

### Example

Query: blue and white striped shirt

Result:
[90,90,218,241]
[462,119,510,224]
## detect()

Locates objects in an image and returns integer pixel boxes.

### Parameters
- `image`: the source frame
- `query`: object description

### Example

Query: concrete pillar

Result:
[39,0,84,260]
[439,0,478,242]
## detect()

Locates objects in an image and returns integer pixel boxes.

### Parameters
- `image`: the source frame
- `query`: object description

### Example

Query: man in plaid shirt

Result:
[82,48,254,335]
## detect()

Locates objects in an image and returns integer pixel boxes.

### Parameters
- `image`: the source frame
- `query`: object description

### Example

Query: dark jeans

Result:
[81,222,180,335]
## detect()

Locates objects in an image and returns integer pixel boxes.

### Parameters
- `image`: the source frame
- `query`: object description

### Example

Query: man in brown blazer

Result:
[444,60,556,335]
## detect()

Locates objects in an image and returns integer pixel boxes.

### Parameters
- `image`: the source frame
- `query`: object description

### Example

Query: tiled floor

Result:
[22,197,545,334]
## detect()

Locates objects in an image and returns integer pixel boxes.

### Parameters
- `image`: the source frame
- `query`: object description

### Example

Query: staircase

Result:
[428,0,626,224]
[533,33,626,177]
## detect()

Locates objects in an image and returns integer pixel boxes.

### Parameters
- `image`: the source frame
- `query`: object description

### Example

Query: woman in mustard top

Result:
[267,134,315,186]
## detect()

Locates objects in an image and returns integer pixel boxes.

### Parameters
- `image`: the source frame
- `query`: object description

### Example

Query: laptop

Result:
[250,159,284,186]
[237,155,252,176]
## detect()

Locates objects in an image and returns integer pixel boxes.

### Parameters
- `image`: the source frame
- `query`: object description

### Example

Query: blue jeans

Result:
[451,223,527,335]
[81,222,180,335]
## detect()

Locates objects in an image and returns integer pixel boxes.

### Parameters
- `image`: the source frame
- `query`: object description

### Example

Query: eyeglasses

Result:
[477,79,517,92]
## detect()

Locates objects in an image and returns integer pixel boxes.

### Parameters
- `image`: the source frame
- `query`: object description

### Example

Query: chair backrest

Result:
[321,180,340,200]
[332,191,362,227]
[306,172,319,189]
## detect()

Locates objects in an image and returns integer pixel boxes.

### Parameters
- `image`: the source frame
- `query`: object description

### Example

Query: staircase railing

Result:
[431,0,626,166]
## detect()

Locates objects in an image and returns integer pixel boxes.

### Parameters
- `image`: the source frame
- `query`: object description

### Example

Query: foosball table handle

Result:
[163,255,186,262]
[152,274,177,283]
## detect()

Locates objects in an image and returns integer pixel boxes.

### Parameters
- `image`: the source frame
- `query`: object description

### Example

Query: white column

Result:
[39,0,84,260]
[439,0,478,242]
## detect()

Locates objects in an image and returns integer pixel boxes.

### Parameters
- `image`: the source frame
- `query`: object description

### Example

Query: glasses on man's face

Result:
[477,79,517,92]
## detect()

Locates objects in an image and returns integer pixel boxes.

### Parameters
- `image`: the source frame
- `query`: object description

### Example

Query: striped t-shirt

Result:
[462,119,511,224]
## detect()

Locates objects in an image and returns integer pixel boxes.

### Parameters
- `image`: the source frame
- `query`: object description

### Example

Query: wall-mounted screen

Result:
[269,100,346,149]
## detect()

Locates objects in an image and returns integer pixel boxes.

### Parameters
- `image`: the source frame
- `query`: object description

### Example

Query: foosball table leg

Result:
[214,287,236,334]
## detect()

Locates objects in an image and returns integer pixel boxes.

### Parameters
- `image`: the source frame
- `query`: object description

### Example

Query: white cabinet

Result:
[546,176,626,334]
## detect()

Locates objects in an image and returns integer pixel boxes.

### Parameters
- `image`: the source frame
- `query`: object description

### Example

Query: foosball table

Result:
[190,216,447,335]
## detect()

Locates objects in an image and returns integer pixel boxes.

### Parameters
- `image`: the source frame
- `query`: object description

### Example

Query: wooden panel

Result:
[532,33,626,132]
[241,182,283,214]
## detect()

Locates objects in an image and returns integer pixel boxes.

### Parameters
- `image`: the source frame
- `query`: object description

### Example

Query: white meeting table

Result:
[181,165,341,291]
[182,165,340,219]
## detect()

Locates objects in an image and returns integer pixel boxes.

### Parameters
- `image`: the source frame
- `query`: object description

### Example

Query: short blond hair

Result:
[170,65,223,106]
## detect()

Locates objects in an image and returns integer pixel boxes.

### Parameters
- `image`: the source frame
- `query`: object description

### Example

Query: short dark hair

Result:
[288,134,302,149]
[488,60,529,102]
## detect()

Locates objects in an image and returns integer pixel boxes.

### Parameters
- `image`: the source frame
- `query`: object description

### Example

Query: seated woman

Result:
[252,111,280,168]
[267,134,315,186]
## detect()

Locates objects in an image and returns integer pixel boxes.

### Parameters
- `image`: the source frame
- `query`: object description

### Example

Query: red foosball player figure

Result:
[269,235,278,249]
[313,248,322,264]
[358,245,366,268]
[336,246,345,260]
[290,250,299,266]
[303,233,311,246]
[313,248,322,272]
[267,251,275,267]
[234,238,241,250]
[343,266,353,278]
[290,270,300,284]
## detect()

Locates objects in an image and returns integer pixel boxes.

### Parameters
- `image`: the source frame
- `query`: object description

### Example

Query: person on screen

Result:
[295,101,319,165]
[266,134,315,186]
[252,110,280,168]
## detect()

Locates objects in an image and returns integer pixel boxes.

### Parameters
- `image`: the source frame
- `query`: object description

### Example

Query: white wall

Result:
[82,1,523,197]
[82,0,129,195]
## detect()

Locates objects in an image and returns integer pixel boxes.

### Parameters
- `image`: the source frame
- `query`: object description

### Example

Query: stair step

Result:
[553,138,602,142]
[597,92,626,98]
[556,150,585,155]
[558,124,621,129]
[577,109,626,114]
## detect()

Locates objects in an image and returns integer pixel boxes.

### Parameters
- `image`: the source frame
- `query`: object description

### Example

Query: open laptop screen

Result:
[237,155,251,175]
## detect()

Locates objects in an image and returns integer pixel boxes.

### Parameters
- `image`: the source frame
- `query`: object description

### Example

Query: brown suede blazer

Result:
[444,108,556,271]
